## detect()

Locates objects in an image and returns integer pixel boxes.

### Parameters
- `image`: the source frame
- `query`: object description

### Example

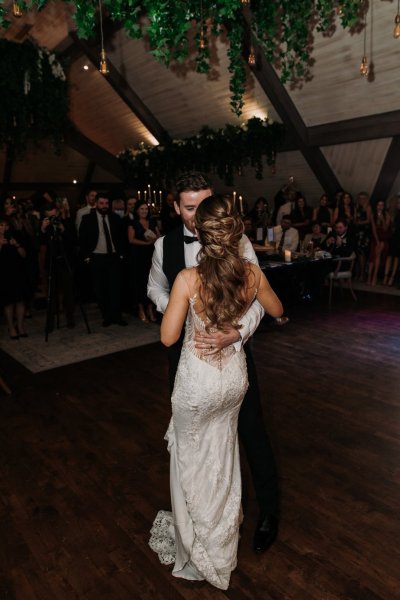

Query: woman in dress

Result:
[149,196,283,590]
[312,194,333,233]
[0,218,29,338]
[368,200,391,286]
[354,192,372,281]
[383,195,400,286]
[333,191,355,228]
[290,195,313,240]
[127,200,160,322]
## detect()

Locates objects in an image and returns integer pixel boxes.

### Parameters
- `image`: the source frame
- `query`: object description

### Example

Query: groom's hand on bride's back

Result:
[194,328,241,355]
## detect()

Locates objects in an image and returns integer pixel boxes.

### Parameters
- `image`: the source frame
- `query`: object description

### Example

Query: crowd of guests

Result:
[243,185,400,287]
[1,183,399,339]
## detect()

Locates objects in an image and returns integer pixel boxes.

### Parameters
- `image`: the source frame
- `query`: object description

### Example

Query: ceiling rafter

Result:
[68,32,171,147]
[371,136,400,202]
[242,14,341,196]
[65,121,124,181]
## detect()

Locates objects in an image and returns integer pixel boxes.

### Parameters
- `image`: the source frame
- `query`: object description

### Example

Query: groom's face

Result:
[174,189,212,233]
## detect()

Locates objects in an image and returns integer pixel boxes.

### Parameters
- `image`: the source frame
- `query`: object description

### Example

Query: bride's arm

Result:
[160,272,190,347]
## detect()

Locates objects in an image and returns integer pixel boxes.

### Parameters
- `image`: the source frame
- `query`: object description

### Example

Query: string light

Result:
[360,8,369,78]
[98,0,109,75]
[241,0,250,5]
[248,46,256,66]
[12,1,23,17]
[394,0,400,38]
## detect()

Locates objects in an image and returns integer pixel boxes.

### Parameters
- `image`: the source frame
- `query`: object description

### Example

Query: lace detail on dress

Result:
[185,295,236,371]
[149,510,175,565]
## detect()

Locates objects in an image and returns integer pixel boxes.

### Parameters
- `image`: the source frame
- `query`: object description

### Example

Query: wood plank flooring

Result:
[0,292,399,599]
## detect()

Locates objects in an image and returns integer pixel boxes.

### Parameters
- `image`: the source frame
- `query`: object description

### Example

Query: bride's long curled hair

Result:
[195,195,250,331]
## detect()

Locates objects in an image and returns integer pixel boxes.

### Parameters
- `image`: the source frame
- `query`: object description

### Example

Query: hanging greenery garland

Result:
[0,39,68,153]
[117,117,285,186]
[0,1,365,117]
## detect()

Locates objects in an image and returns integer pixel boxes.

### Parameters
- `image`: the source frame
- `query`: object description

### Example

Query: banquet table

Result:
[254,246,333,305]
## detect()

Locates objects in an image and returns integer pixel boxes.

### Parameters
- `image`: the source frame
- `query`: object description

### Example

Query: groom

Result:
[148,172,279,553]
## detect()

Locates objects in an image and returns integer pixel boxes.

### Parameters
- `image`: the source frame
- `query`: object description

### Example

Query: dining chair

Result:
[327,252,357,306]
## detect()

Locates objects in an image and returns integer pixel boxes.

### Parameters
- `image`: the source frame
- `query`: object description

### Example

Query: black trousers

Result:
[90,254,122,323]
[167,339,279,516]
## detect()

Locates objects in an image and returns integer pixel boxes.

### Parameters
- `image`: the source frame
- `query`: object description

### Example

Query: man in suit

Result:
[79,193,127,327]
[148,172,279,554]
[272,214,299,253]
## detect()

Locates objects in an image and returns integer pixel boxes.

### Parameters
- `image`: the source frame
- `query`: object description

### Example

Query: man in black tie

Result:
[79,193,127,327]
[148,172,280,554]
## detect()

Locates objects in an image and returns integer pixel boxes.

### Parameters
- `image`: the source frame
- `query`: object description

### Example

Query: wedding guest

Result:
[383,195,400,286]
[271,214,299,253]
[128,200,160,322]
[248,196,271,242]
[333,191,355,228]
[354,192,372,281]
[290,195,313,240]
[111,197,126,219]
[312,194,333,232]
[368,200,391,286]
[79,193,127,326]
[275,187,297,226]
[75,189,97,232]
[160,192,181,233]
[148,172,281,556]
[0,219,29,339]
[303,221,326,250]
[323,219,355,259]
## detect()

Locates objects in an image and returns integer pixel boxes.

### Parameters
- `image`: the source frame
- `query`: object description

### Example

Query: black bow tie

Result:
[184,235,198,244]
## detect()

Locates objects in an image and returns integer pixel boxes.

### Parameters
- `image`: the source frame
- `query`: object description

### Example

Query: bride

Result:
[149,195,283,590]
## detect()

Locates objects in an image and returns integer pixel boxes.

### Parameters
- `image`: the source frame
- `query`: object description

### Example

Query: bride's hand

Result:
[194,328,241,355]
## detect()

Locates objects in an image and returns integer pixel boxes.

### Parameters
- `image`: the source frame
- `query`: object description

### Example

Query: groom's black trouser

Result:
[167,339,279,517]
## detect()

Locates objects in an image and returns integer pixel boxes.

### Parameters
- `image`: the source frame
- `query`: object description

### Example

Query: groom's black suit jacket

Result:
[162,224,186,288]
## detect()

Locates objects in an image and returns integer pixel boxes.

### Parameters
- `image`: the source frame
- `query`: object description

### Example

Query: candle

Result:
[284,249,292,263]
[153,190,157,202]
[239,195,243,215]
[144,190,147,201]
[138,190,141,200]
[233,191,236,204]
[159,190,162,200]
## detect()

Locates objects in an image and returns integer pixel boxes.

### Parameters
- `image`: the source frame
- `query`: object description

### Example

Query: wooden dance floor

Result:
[1,293,399,599]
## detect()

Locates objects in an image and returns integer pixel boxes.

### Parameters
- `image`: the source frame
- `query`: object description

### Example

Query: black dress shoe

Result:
[253,514,278,554]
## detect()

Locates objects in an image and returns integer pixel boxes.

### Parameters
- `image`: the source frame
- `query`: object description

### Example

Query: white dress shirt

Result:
[272,225,299,252]
[148,225,264,349]
[93,211,116,254]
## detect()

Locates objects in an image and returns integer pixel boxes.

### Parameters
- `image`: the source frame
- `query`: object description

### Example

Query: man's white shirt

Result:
[147,225,265,349]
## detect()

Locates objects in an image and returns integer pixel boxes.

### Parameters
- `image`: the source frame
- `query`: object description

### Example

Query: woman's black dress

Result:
[128,218,157,306]
[0,243,29,308]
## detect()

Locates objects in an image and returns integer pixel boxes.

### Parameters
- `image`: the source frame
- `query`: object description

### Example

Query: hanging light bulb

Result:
[12,1,23,17]
[241,0,250,5]
[336,4,343,16]
[360,55,369,77]
[199,29,206,50]
[394,0,400,38]
[98,0,108,75]
[248,46,256,66]
[99,48,109,75]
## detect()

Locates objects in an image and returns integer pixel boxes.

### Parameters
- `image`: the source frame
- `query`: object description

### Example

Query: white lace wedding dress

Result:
[149,296,249,590]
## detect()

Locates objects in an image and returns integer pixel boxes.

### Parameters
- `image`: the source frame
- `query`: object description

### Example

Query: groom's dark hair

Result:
[175,172,211,204]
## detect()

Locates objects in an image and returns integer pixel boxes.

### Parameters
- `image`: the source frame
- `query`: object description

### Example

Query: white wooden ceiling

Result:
[1,0,400,205]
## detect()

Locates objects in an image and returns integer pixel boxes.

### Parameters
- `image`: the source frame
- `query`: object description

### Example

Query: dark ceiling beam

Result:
[65,122,124,181]
[308,111,400,147]
[69,32,171,146]
[371,136,400,202]
[242,15,341,196]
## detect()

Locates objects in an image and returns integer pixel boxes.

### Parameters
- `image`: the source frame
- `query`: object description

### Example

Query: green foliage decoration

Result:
[0,1,367,116]
[0,39,68,153]
[117,117,285,186]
